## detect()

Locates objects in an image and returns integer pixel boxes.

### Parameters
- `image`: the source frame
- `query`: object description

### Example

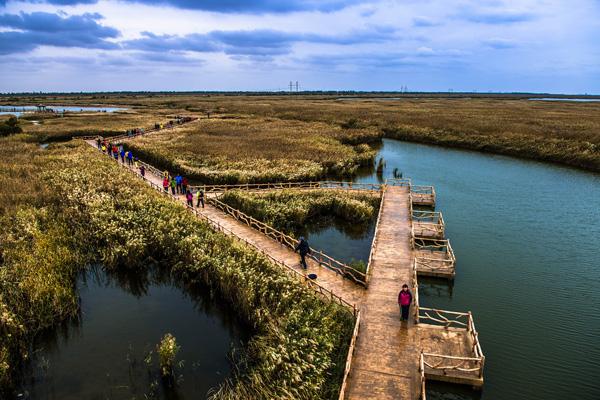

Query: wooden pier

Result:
[82,136,484,400]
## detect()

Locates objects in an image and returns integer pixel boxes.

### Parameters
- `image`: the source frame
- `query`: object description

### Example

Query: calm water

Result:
[0,105,126,116]
[529,98,600,102]
[320,139,600,399]
[17,266,249,400]
[302,219,376,267]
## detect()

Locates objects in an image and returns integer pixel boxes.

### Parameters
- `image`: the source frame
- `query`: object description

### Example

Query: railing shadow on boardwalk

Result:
[79,135,484,400]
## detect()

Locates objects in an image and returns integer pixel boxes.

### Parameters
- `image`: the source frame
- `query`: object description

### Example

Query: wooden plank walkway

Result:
[84,140,365,308]
[344,185,421,400]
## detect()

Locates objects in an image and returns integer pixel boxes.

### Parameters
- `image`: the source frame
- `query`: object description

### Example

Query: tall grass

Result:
[219,189,380,236]
[0,137,354,399]
[126,116,377,184]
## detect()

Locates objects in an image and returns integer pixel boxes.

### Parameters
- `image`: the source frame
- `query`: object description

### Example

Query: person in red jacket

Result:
[162,177,169,192]
[398,284,413,322]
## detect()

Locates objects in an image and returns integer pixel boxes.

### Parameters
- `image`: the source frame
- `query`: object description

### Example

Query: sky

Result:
[0,0,598,93]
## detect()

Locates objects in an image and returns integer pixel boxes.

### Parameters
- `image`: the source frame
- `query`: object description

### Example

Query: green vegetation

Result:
[218,189,380,236]
[0,116,22,136]
[125,116,378,184]
[157,333,180,377]
[0,135,354,399]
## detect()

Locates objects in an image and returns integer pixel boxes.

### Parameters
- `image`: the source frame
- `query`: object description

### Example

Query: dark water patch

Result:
[298,217,376,267]
[15,266,250,400]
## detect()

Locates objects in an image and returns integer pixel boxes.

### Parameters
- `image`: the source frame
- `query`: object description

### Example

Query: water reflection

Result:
[17,265,250,400]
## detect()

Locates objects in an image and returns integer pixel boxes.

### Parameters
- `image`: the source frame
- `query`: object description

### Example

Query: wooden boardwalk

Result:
[344,185,421,399]
[83,137,484,400]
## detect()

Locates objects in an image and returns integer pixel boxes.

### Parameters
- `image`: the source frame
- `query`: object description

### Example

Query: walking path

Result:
[344,185,421,399]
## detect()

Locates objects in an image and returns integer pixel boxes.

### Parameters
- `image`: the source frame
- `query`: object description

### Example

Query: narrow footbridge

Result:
[82,136,484,400]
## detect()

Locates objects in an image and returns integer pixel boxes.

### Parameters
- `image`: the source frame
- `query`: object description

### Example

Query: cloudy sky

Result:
[0,0,598,93]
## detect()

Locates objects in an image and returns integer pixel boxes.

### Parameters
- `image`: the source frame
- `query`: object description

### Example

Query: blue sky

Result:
[0,0,598,93]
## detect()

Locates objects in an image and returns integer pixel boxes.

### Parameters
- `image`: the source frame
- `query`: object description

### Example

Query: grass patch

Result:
[125,116,378,184]
[218,189,380,237]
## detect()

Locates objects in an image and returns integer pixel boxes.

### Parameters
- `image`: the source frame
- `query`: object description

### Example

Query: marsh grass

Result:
[219,189,380,237]
[8,93,598,170]
[19,108,184,141]
[126,116,378,184]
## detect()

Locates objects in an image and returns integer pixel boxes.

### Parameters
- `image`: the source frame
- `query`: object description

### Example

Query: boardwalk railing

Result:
[338,310,362,400]
[418,308,485,379]
[412,210,445,239]
[419,353,427,400]
[364,184,387,285]
[412,237,456,277]
[412,259,420,323]
[191,180,383,194]
[411,185,436,207]
[386,178,412,187]
[207,196,368,286]
[83,140,358,316]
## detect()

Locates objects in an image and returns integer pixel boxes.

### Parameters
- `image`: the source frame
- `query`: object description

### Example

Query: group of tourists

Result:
[98,138,138,166]
[161,171,204,208]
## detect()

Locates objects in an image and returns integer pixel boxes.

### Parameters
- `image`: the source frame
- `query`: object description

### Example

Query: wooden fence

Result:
[191,180,383,194]
[207,196,368,286]
[337,310,362,400]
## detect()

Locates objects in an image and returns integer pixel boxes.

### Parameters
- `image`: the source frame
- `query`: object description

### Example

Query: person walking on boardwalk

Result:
[398,284,413,322]
[175,174,183,194]
[127,150,133,166]
[96,137,102,149]
[112,145,119,161]
[162,176,169,192]
[120,148,126,163]
[196,189,205,208]
[140,164,146,180]
[170,177,176,195]
[101,143,106,153]
[182,177,189,195]
[295,237,311,270]
[186,191,194,207]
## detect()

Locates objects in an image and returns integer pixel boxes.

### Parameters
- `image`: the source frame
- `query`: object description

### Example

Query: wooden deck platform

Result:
[413,238,456,279]
[411,185,436,207]
[412,211,445,240]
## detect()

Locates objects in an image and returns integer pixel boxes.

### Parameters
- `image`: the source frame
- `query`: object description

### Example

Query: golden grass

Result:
[5,93,600,170]
[18,108,185,141]
[126,116,377,183]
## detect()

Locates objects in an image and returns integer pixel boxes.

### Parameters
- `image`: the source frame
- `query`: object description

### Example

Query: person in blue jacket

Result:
[175,174,183,194]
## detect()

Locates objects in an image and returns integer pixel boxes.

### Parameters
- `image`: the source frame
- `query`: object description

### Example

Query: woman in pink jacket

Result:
[398,284,413,322]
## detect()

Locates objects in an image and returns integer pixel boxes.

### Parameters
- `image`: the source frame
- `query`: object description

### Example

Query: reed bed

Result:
[19,108,179,141]
[219,189,380,236]
[0,137,354,399]
[126,117,378,184]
